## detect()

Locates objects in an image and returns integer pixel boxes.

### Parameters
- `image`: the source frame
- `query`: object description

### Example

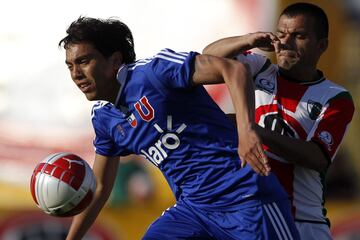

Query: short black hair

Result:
[59,16,136,63]
[280,2,329,39]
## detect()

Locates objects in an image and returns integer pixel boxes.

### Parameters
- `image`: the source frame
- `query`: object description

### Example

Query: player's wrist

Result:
[245,33,256,49]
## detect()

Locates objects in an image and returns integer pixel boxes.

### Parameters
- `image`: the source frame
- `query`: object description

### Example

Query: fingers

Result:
[241,158,246,168]
[269,33,281,54]
[240,156,268,176]
[257,144,271,174]
[254,32,278,52]
[240,146,270,176]
[264,32,281,53]
[237,128,270,176]
[273,40,281,54]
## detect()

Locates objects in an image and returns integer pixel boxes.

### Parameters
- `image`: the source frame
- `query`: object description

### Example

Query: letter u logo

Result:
[134,96,154,122]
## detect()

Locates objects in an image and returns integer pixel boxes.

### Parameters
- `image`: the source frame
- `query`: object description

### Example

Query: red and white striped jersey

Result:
[235,52,355,224]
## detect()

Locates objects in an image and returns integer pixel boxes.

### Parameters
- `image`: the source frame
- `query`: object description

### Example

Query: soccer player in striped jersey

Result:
[59,17,300,239]
[203,2,355,240]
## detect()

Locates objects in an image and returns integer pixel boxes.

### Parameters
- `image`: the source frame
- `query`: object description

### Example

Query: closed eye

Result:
[66,64,73,71]
[295,33,307,39]
[276,31,285,39]
[79,58,90,65]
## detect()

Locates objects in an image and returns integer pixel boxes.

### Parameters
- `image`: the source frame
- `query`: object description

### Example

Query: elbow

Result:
[202,44,213,55]
[226,60,247,74]
[233,61,251,83]
[94,181,112,201]
[302,151,329,173]
[202,47,209,55]
[312,142,331,173]
[315,157,330,173]
[221,60,253,97]
[294,155,328,173]
[232,60,250,75]
[314,165,328,174]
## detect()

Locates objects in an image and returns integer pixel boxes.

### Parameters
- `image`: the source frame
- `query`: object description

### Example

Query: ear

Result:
[318,38,328,54]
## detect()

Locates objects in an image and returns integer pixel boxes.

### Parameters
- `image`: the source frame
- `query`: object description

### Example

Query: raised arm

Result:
[66,154,120,240]
[191,54,270,176]
[202,32,279,58]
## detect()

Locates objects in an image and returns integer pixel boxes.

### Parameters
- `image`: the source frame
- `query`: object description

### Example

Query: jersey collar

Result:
[278,69,326,85]
[114,64,129,113]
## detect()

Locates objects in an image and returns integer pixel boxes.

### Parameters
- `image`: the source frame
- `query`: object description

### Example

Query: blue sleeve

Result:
[91,103,128,157]
[149,48,199,89]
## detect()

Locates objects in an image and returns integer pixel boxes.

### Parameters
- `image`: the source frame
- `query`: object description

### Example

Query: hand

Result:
[246,32,280,52]
[238,126,271,176]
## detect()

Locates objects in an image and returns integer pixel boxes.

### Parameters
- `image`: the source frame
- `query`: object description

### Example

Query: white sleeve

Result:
[234,51,268,78]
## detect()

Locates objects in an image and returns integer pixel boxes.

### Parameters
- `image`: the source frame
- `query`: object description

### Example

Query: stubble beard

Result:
[277,53,300,71]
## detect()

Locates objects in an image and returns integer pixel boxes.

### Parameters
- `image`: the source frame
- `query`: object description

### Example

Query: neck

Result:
[279,67,320,83]
[109,83,121,104]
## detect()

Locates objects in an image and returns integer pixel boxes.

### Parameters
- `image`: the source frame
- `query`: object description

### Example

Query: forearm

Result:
[67,155,120,240]
[67,187,111,239]
[203,35,252,58]
[191,55,269,175]
[223,63,255,128]
[255,125,329,172]
[224,63,270,175]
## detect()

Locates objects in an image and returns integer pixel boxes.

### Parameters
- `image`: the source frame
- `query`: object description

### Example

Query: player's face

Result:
[275,14,326,75]
[65,42,121,102]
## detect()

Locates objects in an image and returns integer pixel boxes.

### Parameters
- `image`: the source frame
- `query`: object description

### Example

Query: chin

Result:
[84,93,97,101]
[278,59,297,70]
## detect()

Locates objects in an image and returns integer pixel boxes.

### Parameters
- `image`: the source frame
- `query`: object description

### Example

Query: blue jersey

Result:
[91,49,287,211]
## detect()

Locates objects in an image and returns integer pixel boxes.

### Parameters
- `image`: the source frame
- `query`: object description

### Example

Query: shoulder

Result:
[91,101,112,119]
[133,48,199,89]
[91,101,121,136]
[314,80,354,113]
[150,48,198,68]
[155,48,193,61]
[320,79,353,99]
[126,49,198,74]
[234,51,273,77]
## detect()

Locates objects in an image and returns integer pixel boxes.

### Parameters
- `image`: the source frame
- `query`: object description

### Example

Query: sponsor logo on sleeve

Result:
[116,124,126,137]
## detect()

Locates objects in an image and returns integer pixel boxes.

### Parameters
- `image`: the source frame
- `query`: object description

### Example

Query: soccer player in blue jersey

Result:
[59,17,300,239]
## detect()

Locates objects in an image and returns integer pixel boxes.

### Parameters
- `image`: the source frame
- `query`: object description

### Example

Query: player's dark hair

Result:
[280,2,329,39]
[59,16,136,63]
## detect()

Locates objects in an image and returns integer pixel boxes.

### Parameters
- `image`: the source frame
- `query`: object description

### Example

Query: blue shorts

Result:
[143,198,300,240]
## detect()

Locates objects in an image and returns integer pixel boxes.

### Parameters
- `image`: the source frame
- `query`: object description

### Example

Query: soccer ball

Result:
[30,152,96,217]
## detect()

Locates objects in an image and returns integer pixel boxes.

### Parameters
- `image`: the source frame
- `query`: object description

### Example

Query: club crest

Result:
[307,100,322,120]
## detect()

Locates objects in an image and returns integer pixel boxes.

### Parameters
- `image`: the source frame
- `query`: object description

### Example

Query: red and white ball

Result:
[30,152,96,217]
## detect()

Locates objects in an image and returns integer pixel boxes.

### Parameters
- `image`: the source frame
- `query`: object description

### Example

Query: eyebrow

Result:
[276,29,307,34]
[65,54,93,65]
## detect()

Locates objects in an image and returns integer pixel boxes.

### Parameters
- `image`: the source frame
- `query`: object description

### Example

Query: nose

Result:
[71,65,84,81]
[279,34,294,50]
